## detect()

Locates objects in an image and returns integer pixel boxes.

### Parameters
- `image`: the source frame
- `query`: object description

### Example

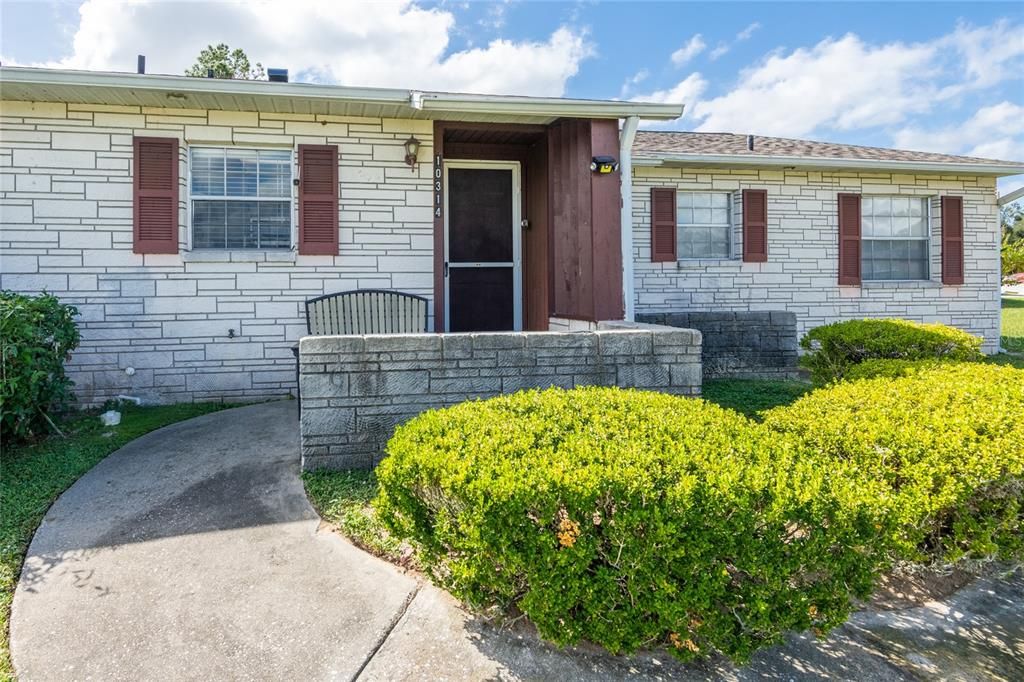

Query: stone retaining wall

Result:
[637,311,798,379]
[299,327,702,470]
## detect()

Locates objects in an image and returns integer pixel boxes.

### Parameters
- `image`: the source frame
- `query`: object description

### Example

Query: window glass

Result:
[677,192,731,259]
[190,147,292,249]
[861,196,929,280]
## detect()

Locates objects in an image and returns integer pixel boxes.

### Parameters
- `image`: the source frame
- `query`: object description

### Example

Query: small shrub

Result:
[375,387,889,662]
[0,291,80,444]
[1002,238,1024,282]
[763,362,1024,565]
[840,358,951,381]
[799,318,983,384]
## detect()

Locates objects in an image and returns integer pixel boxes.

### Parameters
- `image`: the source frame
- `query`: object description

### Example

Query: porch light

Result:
[590,155,619,174]
[404,136,421,171]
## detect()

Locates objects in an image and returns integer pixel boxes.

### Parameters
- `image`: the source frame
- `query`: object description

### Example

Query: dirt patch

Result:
[869,565,991,610]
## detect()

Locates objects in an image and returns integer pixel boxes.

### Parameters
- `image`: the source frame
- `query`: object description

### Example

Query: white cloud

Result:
[708,22,761,61]
[618,68,650,98]
[11,0,593,96]
[736,22,761,42]
[634,20,1023,141]
[893,102,1024,161]
[632,72,707,107]
[670,35,706,66]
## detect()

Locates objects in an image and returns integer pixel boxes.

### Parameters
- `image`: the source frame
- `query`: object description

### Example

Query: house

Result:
[2,66,1022,406]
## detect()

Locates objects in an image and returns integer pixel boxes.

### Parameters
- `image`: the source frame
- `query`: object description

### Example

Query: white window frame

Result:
[676,191,733,261]
[186,145,296,251]
[861,195,931,282]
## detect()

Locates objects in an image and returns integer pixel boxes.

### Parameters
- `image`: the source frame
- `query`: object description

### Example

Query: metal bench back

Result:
[305,289,428,335]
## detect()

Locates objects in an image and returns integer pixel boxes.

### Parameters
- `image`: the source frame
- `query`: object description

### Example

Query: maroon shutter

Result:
[298,144,339,256]
[742,189,768,262]
[837,193,861,285]
[650,187,677,262]
[941,195,964,285]
[133,137,178,254]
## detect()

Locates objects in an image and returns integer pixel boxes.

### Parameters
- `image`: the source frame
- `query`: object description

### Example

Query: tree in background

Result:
[185,44,265,80]
[1002,203,1024,243]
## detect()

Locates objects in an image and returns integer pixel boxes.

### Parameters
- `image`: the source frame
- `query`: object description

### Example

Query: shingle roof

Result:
[632,131,1024,169]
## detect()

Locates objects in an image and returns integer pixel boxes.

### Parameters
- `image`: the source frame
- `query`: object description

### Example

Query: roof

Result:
[0,66,683,125]
[633,131,1024,176]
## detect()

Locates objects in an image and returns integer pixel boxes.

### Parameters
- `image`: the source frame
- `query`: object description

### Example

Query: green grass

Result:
[0,402,231,681]
[302,470,414,568]
[701,378,812,420]
[1001,296,1024,353]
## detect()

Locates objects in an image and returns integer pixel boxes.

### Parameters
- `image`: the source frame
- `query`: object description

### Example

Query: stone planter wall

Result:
[637,311,798,379]
[299,326,701,470]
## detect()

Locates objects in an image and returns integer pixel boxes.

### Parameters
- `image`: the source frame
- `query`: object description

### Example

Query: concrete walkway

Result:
[11,401,1024,680]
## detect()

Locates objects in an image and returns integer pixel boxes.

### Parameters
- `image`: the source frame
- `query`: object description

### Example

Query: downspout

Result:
[619,115,640,321]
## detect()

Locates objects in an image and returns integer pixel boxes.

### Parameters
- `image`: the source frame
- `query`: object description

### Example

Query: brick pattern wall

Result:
[637,311,798,379]
[632,168,1001,352]
[298,328,702,470]
[0,100,434,404]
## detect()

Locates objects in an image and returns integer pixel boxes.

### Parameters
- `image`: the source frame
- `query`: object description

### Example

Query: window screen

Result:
[862,196,929,280]
[190,148,291,249]
[678,192,731,259]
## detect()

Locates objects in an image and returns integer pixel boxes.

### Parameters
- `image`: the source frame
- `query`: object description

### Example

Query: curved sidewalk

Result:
[11,401,1024,680]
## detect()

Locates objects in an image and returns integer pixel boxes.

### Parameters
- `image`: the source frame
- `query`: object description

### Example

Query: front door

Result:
[444,161,522,332]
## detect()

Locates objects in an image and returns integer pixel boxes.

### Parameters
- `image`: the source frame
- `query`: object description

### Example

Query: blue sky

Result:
[2,1,1022,192]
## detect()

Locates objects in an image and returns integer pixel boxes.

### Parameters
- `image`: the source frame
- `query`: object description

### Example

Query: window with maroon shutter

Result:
[298,144,339,256]
[742,189,768,262]
[650,187,676,262]
[941,195,964,285]
[133,137,179,254]
[837,193,861,285]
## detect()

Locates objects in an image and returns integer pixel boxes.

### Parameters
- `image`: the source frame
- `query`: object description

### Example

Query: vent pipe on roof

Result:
[206,68,214,78]
[137,55,145,74]
[267,68,288,82]
[746,135,754,151]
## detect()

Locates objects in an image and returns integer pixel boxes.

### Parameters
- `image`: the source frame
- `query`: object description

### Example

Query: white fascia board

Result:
[0,66,415,105]
[417,92,684,121]
[0,66,686,120]
[998,186,1024,205]
[633,153,1024,176]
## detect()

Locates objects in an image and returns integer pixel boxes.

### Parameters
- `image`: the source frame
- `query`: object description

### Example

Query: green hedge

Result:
[0,291,80,444]
[799,318,983,384]
[375,387,889,662]
[763,362,1024,564]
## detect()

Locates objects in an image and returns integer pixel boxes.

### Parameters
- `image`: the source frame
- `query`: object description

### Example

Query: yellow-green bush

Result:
[763,362,1024,564]
[375,387,889,662]
[799,318,983,384]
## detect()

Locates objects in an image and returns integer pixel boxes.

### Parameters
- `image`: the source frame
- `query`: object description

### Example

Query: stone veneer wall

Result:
[299,327,702,470]
[636,311,798,379]
[0,100,434,404]
[631,167,1001,352]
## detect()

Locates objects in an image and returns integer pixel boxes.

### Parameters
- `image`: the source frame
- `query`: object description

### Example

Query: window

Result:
[678,192,731,259]
[190,147,292,249]
[862,196,929,280]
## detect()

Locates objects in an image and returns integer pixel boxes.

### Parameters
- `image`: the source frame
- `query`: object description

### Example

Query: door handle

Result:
[443,262,449,278]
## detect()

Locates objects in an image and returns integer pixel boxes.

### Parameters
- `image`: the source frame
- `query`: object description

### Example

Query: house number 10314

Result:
[434,154,442,218]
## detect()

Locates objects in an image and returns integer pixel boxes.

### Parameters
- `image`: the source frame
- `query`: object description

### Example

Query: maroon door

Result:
[446,166,518,332]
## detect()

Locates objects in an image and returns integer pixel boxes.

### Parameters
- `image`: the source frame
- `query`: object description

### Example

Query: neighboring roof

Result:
[0,66,683,125]
[999,186,1024,205]
[633,131,1024,176]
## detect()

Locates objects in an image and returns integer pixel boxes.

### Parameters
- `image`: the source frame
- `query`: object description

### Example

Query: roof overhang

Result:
[634,152,1024,177]
[998,186,1024,205]
[0,66,683,124]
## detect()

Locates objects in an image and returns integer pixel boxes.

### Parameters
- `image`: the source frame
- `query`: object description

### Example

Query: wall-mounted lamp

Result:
[404,136,421,172]
[590,155,619,174]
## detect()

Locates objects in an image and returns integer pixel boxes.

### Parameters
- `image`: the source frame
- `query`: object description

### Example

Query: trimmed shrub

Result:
[799,318,983,384]
[1,291,80,444]
[763,362,1024,564]
[375,387,889,662]
[840,358,951,381]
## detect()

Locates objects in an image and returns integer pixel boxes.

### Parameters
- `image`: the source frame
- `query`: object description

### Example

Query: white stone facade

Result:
[631,167,1002,352]
[0,100,434,404]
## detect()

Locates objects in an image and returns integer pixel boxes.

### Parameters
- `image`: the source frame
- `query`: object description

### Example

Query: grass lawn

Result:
[1001,296,1024,353]
[0,402,231,681]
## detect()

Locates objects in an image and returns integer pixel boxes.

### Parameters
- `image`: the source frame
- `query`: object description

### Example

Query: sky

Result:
[2,0,1022,194]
